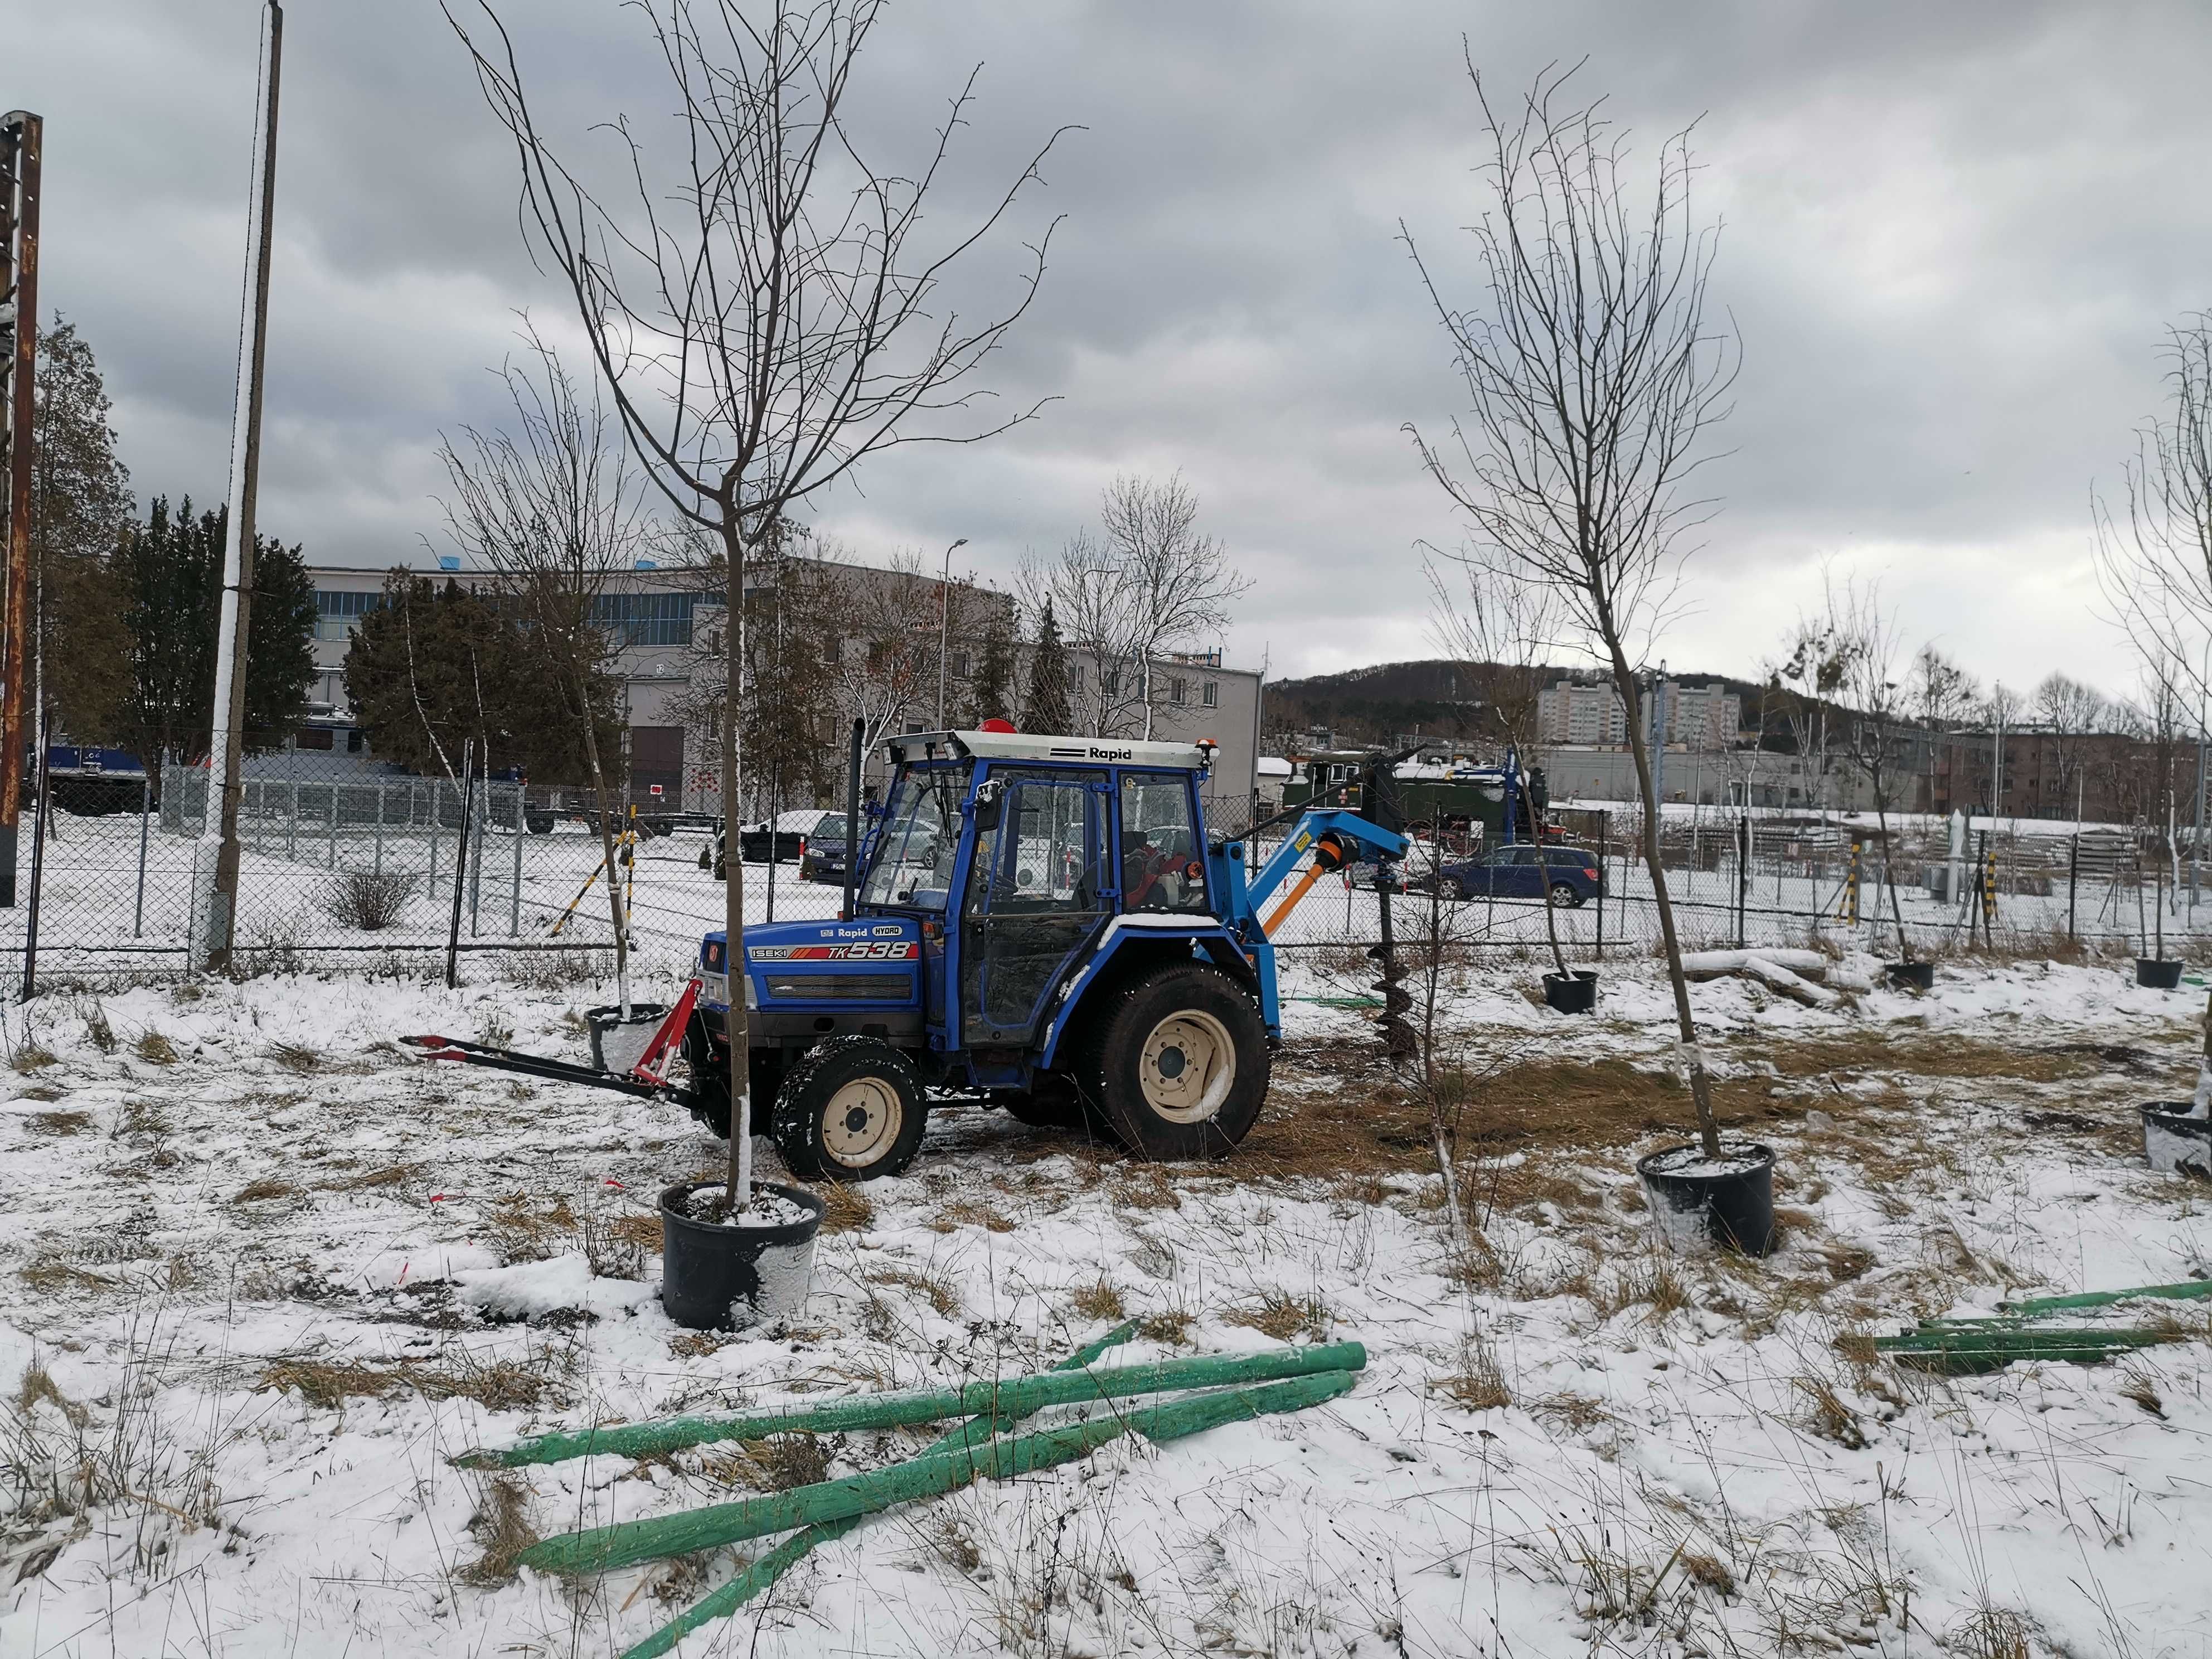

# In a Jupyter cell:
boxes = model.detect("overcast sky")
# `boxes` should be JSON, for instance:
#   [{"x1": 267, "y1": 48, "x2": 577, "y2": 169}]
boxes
[{"x1": 20, "y1": 1, "x2": 2212, "y2": 701}]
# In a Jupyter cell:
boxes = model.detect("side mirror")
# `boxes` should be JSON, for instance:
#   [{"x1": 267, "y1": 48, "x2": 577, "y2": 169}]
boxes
[{"x1": 972, "y1": 778, "x2": 1005, "y2": 832}]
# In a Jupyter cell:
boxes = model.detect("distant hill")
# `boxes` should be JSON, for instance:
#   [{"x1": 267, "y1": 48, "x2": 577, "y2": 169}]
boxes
[{"x1": 1263, "y1": 658, "x2": 1776, "y2": 750}]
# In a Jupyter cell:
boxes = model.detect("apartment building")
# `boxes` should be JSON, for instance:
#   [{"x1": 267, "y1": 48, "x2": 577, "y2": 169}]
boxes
[{"x1": 1535, "y1": 677, "x2": 1741, "y2": 752}]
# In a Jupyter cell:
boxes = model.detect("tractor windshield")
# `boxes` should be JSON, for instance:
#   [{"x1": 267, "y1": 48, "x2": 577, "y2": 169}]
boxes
[{"x1": 861, "y1": 764, "x2": 959, "y2": 909}]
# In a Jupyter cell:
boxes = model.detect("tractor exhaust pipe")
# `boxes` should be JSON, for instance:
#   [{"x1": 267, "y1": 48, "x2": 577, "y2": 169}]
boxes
[{"x1": 842, "y1": 717, "x2": 863, "y2": 920}]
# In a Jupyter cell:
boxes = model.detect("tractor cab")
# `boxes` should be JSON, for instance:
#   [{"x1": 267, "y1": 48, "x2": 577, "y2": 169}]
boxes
[{"x1": 688, "y1": 728, "x2": 1273, "y2": 1183}]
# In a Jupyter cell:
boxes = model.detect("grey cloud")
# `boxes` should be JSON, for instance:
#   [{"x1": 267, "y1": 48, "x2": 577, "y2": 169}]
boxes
[{"x1": 19, "y1": 0, "x2": 2212, "y2": 697}]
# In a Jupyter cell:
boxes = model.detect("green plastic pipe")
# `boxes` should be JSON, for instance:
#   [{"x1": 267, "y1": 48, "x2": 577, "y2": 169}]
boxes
[
  {"x1": 619, "y1": 1322, "x2": 1137, "y2": 1659},
  {"x1": 1997, "y1": 1279, "x2": 2212, "y2": 1316},
  {"x1": 525, "y1": 1367, "x2": 1359, "y2": 1576},
  {"x1": 1875, "y1": 1326, "x2": 2181, "y2": 1376},
  {"x1": 458, "y1": 1340, "x2": 1367, "y2": 1470}
]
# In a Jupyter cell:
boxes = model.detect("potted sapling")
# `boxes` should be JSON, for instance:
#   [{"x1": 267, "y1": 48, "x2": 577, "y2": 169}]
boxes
[
  {"x1": 2136, "y1": 846, "x2": 2182, "y2": 988},
  {"x1": 2140, "y1": 986, "x2": 2212, "y2": 1173},
  {"x1": 1407, "y1": 65, "x2": 1774, "y2": 1251}
]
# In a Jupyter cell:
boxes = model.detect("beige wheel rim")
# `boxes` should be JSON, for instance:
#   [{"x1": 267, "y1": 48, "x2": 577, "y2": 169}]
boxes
[
  {"x1": 823, "y1": 1077, "x2": 903, "y2": 1165},
  {"x1": 1139, "y1": 1010, "x2": 1236, "y2": 1124}
]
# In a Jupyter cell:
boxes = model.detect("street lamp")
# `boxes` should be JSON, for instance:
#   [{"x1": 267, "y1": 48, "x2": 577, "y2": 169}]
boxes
[{"x1": 936, "y1": 536, "x2": 968, "y2": 730}]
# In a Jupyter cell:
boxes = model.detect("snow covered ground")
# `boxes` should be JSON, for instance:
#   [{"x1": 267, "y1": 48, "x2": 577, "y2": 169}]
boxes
[{"x1": 2, "y1": 950, "x2": 2208, "y2": 1657}]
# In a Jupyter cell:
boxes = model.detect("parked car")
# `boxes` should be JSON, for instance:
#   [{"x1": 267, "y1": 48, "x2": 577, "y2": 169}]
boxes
[
  {"x1": 798, "y1": 818, "x2": 853, "y2": 884},
  {"x1": 1434, "y1": 842, "x2": 1602, "y2": 907},
  {"x1": 701, "y1": 809, "x2": 846, "y2": 880}
]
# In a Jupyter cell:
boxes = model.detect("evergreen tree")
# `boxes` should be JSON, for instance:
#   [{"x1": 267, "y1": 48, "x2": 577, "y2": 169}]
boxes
[
  {"x1": 115, "y1": 497, "x2": 317, "y2": 766},
  {"x1": 967, "y1": 613, "x2": 1015, "y2": 726},
  {"x1": 31, "y1": 322, "x2": 133, "y2": 743},
  {"x1": 1022, "y1": 598, "x2": 1071, "y2": 733},
  {"x1": 343, "y1": 570, "x2": 622, "y2": 783}
]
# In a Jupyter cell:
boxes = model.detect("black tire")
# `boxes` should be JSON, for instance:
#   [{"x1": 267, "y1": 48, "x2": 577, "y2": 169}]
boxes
[
  {"x1": 1078, "y1": 965, "x2": 1269, "y2": 1160},
  {"x1": 1443, "y1": 876, "x2": 1470, "y2": 902},
  {"x1": 682, "y1": 1021, "x2": 733, "y2": 1139},
  {"x1": 1548, "y1": 882, "x2": 1584, "y2": 909},
  {"x1": 770, "y1": 1036, "x2": 928, "y2": 1182}
]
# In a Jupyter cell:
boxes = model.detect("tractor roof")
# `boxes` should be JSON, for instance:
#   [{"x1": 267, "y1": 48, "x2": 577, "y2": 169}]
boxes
[{"x1": 885, "y1": 730, "x2": 1214, "y2": 772}]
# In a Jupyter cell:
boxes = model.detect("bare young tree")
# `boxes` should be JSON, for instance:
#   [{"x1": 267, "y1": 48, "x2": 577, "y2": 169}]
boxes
[
  {"x1": 438, "y1": 326, "x2": 649, "y2": 1013},
  {"x1": 1404, "y1": 64, "x2": 1737, "y2": 1158},
  {"x1": 1765, "y1": 565, "x2": 1859, "y2": 819},
  {"x1": 450, "y1": 0, "x2": 1065, "y2": 1212},
  {"x1": 1425, "y1": 546, "x2": 1573, "y2": 976},
  {"x1": 2033, "y1": 670, "x2": 2110, "y2": 820},
  {"x1": 2095, "y1": 314, "x2": 2212, "y2": 709},
  {"x1": 1019, "y1": 473, "x2": 1247, "y2": 738},
  {"x1": 1827, "y1": 577, "x2": 1917, "y2": 962}
]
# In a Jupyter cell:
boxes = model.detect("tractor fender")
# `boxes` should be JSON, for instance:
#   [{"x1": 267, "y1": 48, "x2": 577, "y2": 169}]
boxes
[{"x1": 1037, "y1": 918, "x2": 1257, "y2": 1069}]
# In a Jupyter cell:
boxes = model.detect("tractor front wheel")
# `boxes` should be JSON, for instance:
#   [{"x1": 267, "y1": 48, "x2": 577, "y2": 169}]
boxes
[
  {"x1": 770, "y1": 1036, "x2": 928, "y2": 1182},
  {"x1": 1080, "y1": 966, "x2": 1268, "y2": 1160}
]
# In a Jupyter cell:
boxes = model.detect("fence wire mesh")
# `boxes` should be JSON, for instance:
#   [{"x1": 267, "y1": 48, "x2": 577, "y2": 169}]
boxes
[{"x1": 6, "y1": 775, "x2": 2208, "y2": 993}]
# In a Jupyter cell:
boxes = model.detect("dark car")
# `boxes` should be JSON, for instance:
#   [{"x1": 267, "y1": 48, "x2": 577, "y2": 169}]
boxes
[
  {"x1": 1435, "y1": 842, "x2": 1603, "y2": 908},
  {"x1": 703, "y1": 810, "x2": 846, "y2": 880},
  {"x1": 798, "y1": 819, "x2": 852, "y2": 884}
]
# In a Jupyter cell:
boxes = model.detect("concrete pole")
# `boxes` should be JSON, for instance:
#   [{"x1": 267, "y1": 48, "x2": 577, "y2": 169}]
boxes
[{"x1": 194, "y1": 1, "x2": 283, "y2": 972}]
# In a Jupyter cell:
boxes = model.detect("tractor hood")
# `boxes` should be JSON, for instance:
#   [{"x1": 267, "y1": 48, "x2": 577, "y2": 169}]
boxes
[{"x1": 701, "y1": 915, "x2": 924, "y2": 1012}]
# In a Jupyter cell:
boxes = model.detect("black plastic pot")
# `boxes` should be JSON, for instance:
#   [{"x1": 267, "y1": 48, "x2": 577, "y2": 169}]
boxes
[
  {"x1": 587, "y1": 1002, "x2": 670, "y2": 1075},
  {"x1": 1542, "y1": 969, "x2": 1599, "y2": 1015},
  {"x1": 2136, "y1": 958, "x2": 2184, "y2": 990},
  {"x1": 659, "y1": 1180, "x2": 826, "y2": 1331},
  {"x1": 2140, "y1": 1102, "x2": 2212, "y2": 1175},
  {"x1": 1637, "y1": 1139, "x2": 1777, "y2": 1257},
  {"x1": 1885, "y1": 961, "x2": 1936, "y2": 992}
]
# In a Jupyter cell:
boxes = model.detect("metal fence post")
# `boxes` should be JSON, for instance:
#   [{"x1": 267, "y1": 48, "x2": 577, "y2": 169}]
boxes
[
  {"x1": 1595, "y1": 808, "x2": 1607, "y2": 961},
  {"x1": 469, "y1": 773, "x2": 485, "y2": 937},
  {"x1": 374, "y1": 780, "x2": 384, "y2": 876},
  {"x1": 288, "y1": 778, "x2": 298, "y2": 861},
  {"x1": 428, "y1": 778, "x2": 439, "y2": 892},
  {"x1": 509, "y1": 783, "x2": 522, "y2": 937},
  {"x1": 2068, "y1": 833, "x2": 2078, "y2": 942},
  {"x1": 327, "y1": 785, "x2": 338, "y2": 870},
  {"x1": 133, "y1": 770, "x2": 150, "y2": 938}
]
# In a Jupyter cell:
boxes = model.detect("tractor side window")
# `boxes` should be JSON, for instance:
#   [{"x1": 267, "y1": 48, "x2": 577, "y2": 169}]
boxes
[
  {"x1": 1119, "y1": 774, "x2": 1206, "y2": 913},
  {"x1": 861, "y1": 767, "x2": 955, "y2": 909}
]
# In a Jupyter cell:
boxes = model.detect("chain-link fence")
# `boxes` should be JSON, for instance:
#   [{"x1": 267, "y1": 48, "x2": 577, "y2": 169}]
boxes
[{"x1": 7, "y1": 777, "x2": 2208, "y2": 993}]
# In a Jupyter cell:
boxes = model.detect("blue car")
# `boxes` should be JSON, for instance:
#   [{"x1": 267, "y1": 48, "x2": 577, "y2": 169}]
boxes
[{"x1": 1435, "y1": 842, "x2": 1602, "y2": 908}]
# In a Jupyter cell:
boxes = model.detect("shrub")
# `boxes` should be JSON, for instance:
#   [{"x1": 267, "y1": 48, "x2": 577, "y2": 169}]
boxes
[{"x1": 319, "y1": 869, "x2": 416, "y2": 932}]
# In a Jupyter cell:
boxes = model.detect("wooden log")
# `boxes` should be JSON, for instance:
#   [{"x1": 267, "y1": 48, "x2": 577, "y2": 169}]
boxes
[
  {"x1": 455, "y1": 1340, "x2": 1367, "y2": 1470},
  {"x1": 523, "y1": 1369, "x2": 1360, "y2": 1576}
]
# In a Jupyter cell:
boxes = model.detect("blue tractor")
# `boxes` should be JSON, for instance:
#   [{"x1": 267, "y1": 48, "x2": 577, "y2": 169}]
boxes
[{"x1": 410, "y1": 727, "x2": 1408, "y2": 1181}]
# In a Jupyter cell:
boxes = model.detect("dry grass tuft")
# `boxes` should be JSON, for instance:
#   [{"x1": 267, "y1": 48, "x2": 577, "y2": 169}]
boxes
[
  {"x1": 580, "y1": 1212, "x2": 649, "y2": 1281},
  {"x1": 1795, "y1": 1377, "x2": 1868, "y2": 1449},
  {"x1": 1137, "y1": 1308, "x2": 1194, "y2": 1346},
  {"x1": 733, "y1": 1433, "x2": 831, "y2": 1492},
  {"x1": 932, "y1": 1198, "x2": 1016, "y2": 1234},
  {"x1": 871, "y1": 1267, "x2": 962, "y2": 1319},
  {"x1": 458, "y1": 1475, "x2": 537, "y2": 1586},
  {"x1": 668, "y1": 1331, "x2": 732, "y2": 1359},
  {"x1": 2118, "y1": 1367, "x2": 2165, "y2": 1418},
  {"x1": 260, "y1": 1358, "x2": 400, "y2": 1409},
  {"x1": 132, "y1": 1031, "x2": 178, "y2": 1066},
  {"x1": 1951, "y1": 1604, "x2": 2034, "y2": 1659},
  {"x1": 481, "y1": 1193, "x2": 578, "y2": 1262},
  {"x1": 261, "y1": 1351, "x2": 560, "y2": 1413},
  {"x1": 11, "y1": 1042, "x2": 58, "y2": 1073},
  {"x1": 18, "y1": 1257, "x2": 115, "y2": 1296},
  {"x1": 1433, "y1": 1333, "x2": 1511, "y2": 1411},
  {"x1": 1530, "y1": 1392, "x2": 1612, "y2": 1435},
  {"x1": 1071, "y1": 1279, "x2": 1127, "y2": 1322},
  {"x1": 269, "y1": 1042, "x2": 320, "y2": 1074},
  {"x1": 231, "y1": 1177, "x2": 302, "y2": 1205},
  {"x1": 16, "y1": 1362, "x2": 90, "y2": 1428},
  {"x1": 816, "y1": 1183, "x2": 875, "y2": 1234},
  {"x1": 1224, "y1": 1289, "x2": 1331, "y2": 1343},
  {"x1": 26, "y1": 1110, "x2": 93, "y2": 1136},
  {"x1": 1680, "y1": 1551, "x2": 1735, "y2": 1597},
  {"x1": 319, "y1": 1162, "x2": 421, "y2": 1194}
]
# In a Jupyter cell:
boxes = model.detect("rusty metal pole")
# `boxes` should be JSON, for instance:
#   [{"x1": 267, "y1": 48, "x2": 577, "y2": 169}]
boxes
[
  {"x1": 195, "y1": 4, "x2": 283, "y2": 972},
  {"x1": 0, "y1": 111, "x2": 42, "y2": 909}
]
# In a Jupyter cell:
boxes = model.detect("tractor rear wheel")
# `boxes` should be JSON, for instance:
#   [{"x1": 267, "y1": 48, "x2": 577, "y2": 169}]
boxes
[
  {"x1": 1079, "y1": 965, "x2": 1268, "y2": 1160},
  {"x1": 770, "y1": 1036, "x2": 928, "y2": 1182}
]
